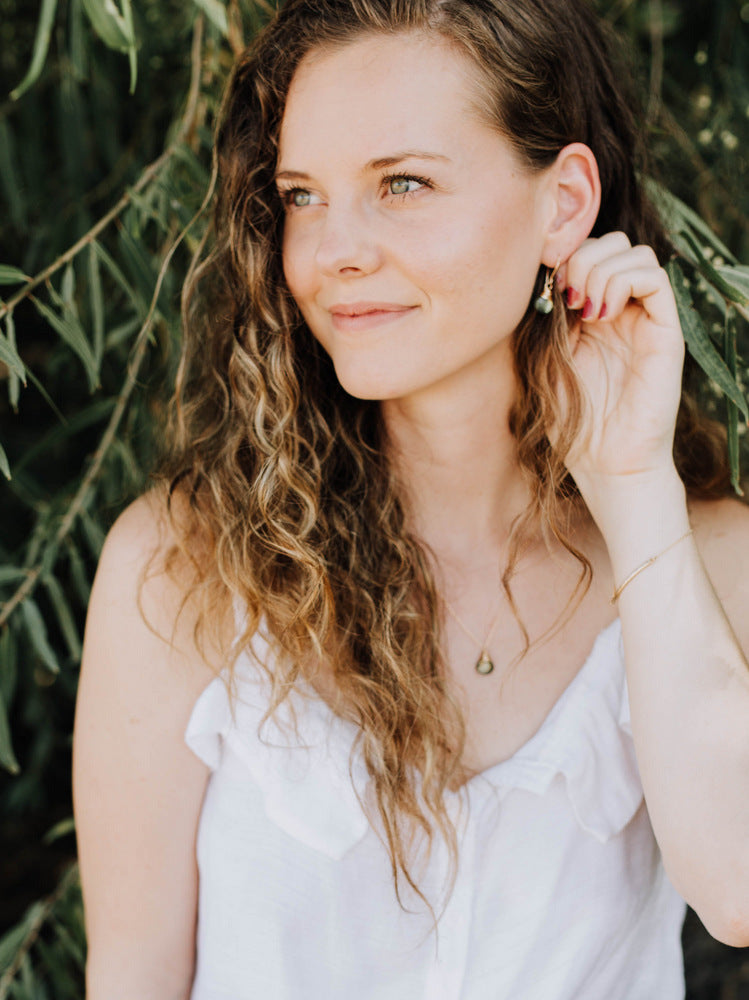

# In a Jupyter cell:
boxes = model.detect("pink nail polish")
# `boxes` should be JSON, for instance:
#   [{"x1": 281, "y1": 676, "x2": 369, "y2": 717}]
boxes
[
  {"x1": 600, "y1": 303, "x2": 608, "y2": 319},
  {"x1": 582, "y1": 298, "x2": 594, "y2": 320},
  {"x1": 566, "y1": 287, "x2": 578, "y2": 307}
]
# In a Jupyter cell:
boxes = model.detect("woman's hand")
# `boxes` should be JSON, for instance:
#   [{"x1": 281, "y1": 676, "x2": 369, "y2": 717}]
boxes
[{"x1": 555, "y1": 231, "x2": 685, "y2": 499}]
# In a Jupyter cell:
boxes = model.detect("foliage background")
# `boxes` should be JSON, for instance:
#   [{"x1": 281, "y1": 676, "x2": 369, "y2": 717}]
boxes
[{"x1": 0, "y1": 0, "x2": 748, "y2": 995}]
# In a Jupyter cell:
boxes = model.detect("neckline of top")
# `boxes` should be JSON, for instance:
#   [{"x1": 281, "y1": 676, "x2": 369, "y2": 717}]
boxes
[{"x1": 233, "y1": 610, "x2": 623, "y2": 796}]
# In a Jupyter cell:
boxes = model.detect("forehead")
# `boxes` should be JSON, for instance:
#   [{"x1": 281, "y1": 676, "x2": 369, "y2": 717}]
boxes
[{"x1": 278, "y1": 32, "x2": 489, "y2": 166}]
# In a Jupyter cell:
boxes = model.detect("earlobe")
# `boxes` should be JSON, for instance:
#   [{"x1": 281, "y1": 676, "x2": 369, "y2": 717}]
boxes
[{"x1": 541, "y1": 143, "x2": 601, "y2": 266}]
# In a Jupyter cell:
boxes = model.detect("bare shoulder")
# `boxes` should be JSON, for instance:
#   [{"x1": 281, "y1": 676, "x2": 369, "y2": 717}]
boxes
[
  {"x1": 74, "y1": 489, "x2": 227, "y2": 997},
  {"x1": 689, "y1": 494, "x2": 749, "y2": 609}
]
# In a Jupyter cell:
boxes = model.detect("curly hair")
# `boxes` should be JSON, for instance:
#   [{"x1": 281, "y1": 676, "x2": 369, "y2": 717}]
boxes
[{"x1": 155, "y1": 0, "x2": 731, "y2": 924}]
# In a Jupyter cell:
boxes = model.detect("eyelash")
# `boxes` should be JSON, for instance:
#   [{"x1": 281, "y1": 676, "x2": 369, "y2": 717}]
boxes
[{"x1": 277, "y1": 173, "x2": 433, "y2": 209}]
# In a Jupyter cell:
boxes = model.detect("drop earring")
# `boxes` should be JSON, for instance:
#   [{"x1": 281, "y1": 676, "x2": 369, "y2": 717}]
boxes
[{"x1": 533, "y1": 260, "x2": 561, "y2": 315}]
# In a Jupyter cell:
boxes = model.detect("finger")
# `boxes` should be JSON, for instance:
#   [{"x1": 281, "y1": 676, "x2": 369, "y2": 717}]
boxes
[
  {"x1": 563, "y1": 232, "x2": 632, "y2": 308},
  {"x1": 578, "y1": 245, "x2": 660, "y2": 320},
  {"x1": 588, "y1": 266, "x2": 680, "y2": 332}
]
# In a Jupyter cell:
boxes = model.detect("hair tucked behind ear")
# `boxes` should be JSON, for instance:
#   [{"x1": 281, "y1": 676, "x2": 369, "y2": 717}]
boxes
[{"x1": 155, "y1": 0, "x2": 731, "y2": 926}]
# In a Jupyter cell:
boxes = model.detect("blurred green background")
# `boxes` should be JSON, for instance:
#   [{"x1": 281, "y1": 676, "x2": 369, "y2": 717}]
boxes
[{"x1": 0, "y1": 0, "x2": 747, "y2": 995}]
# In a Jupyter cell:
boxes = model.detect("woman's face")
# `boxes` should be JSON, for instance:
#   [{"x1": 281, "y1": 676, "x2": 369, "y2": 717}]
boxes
[{"x1": 277, "y1": 32, "x2": 553, "y2": 403}]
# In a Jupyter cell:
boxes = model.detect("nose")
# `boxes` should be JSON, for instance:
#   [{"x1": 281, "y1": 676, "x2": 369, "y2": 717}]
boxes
[{"x1": 313, "y1": 202, "x2": 383, "y2": 277}]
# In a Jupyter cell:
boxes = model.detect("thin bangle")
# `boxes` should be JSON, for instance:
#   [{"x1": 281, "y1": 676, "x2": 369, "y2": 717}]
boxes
[{"x1": 610, "y1": 528, "x2": 694, "y2": 605}]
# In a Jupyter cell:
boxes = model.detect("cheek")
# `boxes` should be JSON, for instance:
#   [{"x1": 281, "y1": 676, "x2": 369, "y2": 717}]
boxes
[{"x1": 282, "y1": 225, "x2": 315, "y2": 301}]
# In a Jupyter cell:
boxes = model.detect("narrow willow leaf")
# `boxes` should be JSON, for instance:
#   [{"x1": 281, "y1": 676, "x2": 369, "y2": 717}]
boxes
[
  {"x1": 646, "y1": 178, "x2": 737, "y2": 265},
  {"x1": 0, "y1": 321, "x2": 26, "y2": 384},
  {"x1": 0, "y1": 567, "x2": 26, "y2": 584},
  {"x1": 6, "y1": 313, "x2": 22, "y2": 410},
  {"x1": 79, "y1": 511, "x2": 105, "y2": 559},
  {"x1": 92, "y1": 240, "x2": 145, "y2": 317},
  {"x1": 0, "y1": 265, "x2": 30, "y2": 285},
  {"x1": 681, "y1": 231, "x2": 749, "y2": 307},
  {"x1": 30, "y1": 295, "x2": 99, "y2": 392},
  {"x1": 0, "y1": 122, "x2": 28, "y2": 230},
  {"x1": 716, "y1": 265, "x2": 749, "y2": 304},
  {"x1": 0, "y1": 904, "x2": 44, "y2": 969},
  {"x1": 66, "y1": 542, "x2": 91, "y2": 605},
  {"x1": 10, "y1": 0, "x2": 59, "y2": 100},
  {"x1": 44, "y1": 817, "x2": 76, "y2": 844},
  {"x1": 43, "y1": 575, "x2": 82, "y2": 661},
  {"x1": 120, "y1": 0, "x2": 138, "y2": 93},
  {"x1": 87, "y1": 244, "x2": 105, "y2": 368},
  {"x1": 80, "y1": 0, "x2": 131, "y2": 51},
  {"x1": 21, "y1": 599, "x2": 60, "y2": 675},
  {"x1": 69, "y1": 0, "x2": 89, "y2": 81},
  {"x1": 192, "y1": 0, "x2": 229, "y2": 34},
  {"x1": 0, "y1": 687, "x2": 20, "y2": 774},
  {"x1": 0, "y1": 443, "x2": 10, "y2": 481},
  {"x1": 724, "y1": 311, "x2": 744, "y2": 497},
  {"x1": 0, "y1": 625, "x2": 18, "y2": 707},
  {"x1": 61, "y1": 262, "x2": 76, "y2": 310},
  {"x1": 667, "y1": 261, "x2": 749, "y2": 421}
]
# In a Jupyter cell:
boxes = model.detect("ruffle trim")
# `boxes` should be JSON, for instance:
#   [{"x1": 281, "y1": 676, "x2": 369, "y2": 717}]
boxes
[{"x1": 185, "y1": 617, "x2": 642, "y2": 858}]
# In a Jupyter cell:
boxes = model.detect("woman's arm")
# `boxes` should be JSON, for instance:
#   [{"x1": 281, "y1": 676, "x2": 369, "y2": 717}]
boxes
[
  {"x1": 560, "y1": 234, "x2": 749, "y2": 946},
  {"x1": 73, "y1": 494, "x2": 219, "y2": 999}
]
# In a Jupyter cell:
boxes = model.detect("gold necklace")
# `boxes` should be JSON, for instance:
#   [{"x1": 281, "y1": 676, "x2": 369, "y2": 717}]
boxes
[{"x1": 443, "y1": 598, "x2": 502, "y2": 675}]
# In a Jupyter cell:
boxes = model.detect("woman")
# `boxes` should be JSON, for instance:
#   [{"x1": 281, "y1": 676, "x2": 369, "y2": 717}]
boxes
[{"x1": 73, "y1": 0, "x2": 749, "y2": 997}]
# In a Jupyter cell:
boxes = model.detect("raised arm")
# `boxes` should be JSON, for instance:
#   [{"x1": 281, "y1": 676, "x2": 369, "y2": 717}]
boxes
[
  {"x1": 73, "y1": 494, "x2": 219, "y2": 999},
  {"x1": 560, "y1": 233, "x2": 749, "y2": 946}
]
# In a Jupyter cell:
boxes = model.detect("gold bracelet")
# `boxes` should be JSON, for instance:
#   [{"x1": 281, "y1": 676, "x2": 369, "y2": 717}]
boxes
[{"x1": 610, "y1": 528, "x2": 694, "y2": 605}]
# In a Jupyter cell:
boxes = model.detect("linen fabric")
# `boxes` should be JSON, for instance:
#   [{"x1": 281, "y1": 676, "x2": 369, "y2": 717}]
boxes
[{"x1": 185, "y1": 616, "x2": 686, "y2": 1000}]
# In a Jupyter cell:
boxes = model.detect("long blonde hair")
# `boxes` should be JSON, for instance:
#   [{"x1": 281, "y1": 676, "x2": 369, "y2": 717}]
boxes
[{"x1": 155, "y1": 0, "x2": 730, "y2": 921}]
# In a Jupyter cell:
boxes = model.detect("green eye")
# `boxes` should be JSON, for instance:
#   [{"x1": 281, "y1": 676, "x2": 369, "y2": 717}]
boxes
[
  {"x1": 389, "y1": 177, "x2": 412, "y2": 195},
  {"x1": 292, "y1": 190, "x2": 312, "y2": 207}
]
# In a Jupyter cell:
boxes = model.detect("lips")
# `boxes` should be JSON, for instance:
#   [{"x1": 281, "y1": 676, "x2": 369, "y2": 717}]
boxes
[
  {"x1": 328, "y1": 302, "x2": 415, "y2": 317},
  {"x1": 328, "y1": 302, "x2": 418, "y2": 332}
]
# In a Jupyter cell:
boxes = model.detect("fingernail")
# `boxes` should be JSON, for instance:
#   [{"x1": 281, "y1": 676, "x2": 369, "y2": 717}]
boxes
[
  {"x1": 582, "y1": 298, "x2": 594, "y2": 320},
  {"x1": 599, "y1": 302, "x2": 608, "y2": 319},
  {"x1": 566, "y1": 287, "x2": 579, "y2": 307}
]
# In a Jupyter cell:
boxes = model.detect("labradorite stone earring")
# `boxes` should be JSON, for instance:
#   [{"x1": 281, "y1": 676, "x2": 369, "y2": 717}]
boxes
[{"x1": 534, "y1": 261, "x2": 560, "y2": 315}]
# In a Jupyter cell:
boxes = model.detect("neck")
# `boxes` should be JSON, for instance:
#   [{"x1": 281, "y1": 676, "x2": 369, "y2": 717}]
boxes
[{"x1": 381, "y1": 340, "x2": 534, "y2": 575}]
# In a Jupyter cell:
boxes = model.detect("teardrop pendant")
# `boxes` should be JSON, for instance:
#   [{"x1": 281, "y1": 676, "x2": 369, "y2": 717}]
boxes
[{"x1": 475, "y1": 650, "x2": 495, "y2": 675}]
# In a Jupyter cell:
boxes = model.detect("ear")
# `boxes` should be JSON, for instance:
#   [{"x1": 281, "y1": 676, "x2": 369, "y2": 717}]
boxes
[{"x1": 540, "y1": 143, "x2": 601, "y2": 268}]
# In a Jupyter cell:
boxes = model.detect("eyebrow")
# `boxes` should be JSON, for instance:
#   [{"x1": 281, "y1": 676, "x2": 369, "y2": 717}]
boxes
[{"x1": 274, "y1": 150, "x2": 452, "y2": 183}]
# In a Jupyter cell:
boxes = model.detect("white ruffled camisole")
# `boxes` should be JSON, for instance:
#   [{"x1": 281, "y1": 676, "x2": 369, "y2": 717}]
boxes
[{"x1": 185, "y1": 616, "x2": 687, "y2": 999}]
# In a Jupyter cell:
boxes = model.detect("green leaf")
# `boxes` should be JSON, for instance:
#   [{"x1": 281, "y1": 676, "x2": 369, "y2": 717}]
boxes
[
  {"x1": 80, "y1": 0, "x2": 132, "y2": 51},
  {"x1": 80, "y1": 511, "x2": 105, "y2": 560},
  {"x1": 0, "y1": 266, "x2": 30, "y2": 285},
  {"x1": 44, "y1": 817, "x2": 76, "y2": 844},
  {"x1": 0, "y1": 904, "x2": 44, "y2": 970},
  {"x1": 724, "y1": 311, "x2": 744, "y2": 497},
  {"x1": 0, "y1": 625, "x2": 18, "y2": 708},
  {"x1": 87, "y1": 244, "x2": 105, "y2": 368},
  {"x1": 0, "y1": 321, "x2": 26, "y2": 384},
  {"x1": 92, "y1": 240, "x2": 145, "y2": 318},
  {"x1": 30, "y1": 295, "x2": 99, "y2": 393},
  {"x1": 192, "y1": 0, "x2": 229, "y2": 35},
  {"x1": 10, "y1": 0, "x2": 60, "y2": 100},
  {"x1": 646, "y1": 179, "x2": 737, "y2": 265},
  {"x1": 680, "y1": 231, "x2": 749, "y2": 308},
  {"x1": 5, "y1": 313, "x2": 23, "y2": 410},
  {"x1": 716, "y1": 265, "x2": 749, "y2": 306},
  {"x1": 667, "y1": 261, "x2": 749, "y2": 421},
  {"x1": 120, "y1": 0, "x2": 138, "y2": 93},
  {"x1": 21, "y1": 599, "x2": 60, "y2": 675},
  {"x1": 43, "y1": 575, "x2": 82, "y2": 661},
  {"x1": 66, "y1": 542, "x2": 91, "y2": 605},
  {"x1": 0, "y1": 443, "x2": 10, "y2": 481},
  {"x1": 0, "y1": 685, "x2": 20, "y2": 775},
  {"x1": 0, "y1": 567, "x2": 26, "y2": 584}
]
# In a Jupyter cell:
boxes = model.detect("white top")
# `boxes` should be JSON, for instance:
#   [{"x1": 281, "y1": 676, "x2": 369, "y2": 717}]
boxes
[{"x1": 185, "y1": 616, "x2": 686, "y2": 1000}]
